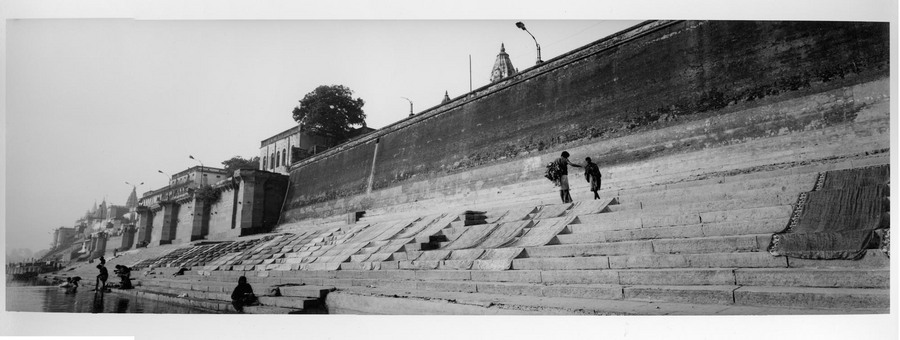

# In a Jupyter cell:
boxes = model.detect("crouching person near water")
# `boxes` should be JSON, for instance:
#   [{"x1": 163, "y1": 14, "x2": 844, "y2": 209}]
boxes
[
  {"x1": 114, "y1": 265, "x2": 133, "y2": 289},
  {"x1": 231, "y1": 276, "x2": 258, "y2": 313}
]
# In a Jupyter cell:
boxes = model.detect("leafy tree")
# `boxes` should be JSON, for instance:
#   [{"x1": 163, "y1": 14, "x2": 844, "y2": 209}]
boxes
[
  {"x1": 292, "y1": 85, "x2": 366, "y2": 141},
  {"x1": 221, "y1": 156, "x2": 260, "y2": 174}
]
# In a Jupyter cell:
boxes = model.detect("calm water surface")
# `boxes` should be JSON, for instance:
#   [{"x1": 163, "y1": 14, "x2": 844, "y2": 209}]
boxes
[{"x1": 6, "y1": 278, "x2": 210, "y2": 314}]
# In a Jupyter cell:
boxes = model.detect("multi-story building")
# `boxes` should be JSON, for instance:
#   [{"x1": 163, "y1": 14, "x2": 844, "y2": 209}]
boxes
[{"x1": 259, "y1": 126, "x2": 374, "y2": 175}]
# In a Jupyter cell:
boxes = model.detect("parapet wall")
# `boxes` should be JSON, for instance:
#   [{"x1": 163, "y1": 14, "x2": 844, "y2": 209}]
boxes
[{"x1": 281, "y1": 20, "x2": 890, "y2": 222}]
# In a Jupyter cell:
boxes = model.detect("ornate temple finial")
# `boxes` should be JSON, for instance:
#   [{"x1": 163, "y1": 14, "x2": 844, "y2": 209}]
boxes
[
  {"x1": 490, "y1": 43, "x2": 517, "y2": 83},
  {"x1": 442, "y1": 91, "x2": 451, "y2": 104}
]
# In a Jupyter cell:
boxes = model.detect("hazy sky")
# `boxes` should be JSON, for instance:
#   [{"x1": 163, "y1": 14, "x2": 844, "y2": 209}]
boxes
[{"x1": 5, "y1": 18, "x2": 642, "y2": 252}]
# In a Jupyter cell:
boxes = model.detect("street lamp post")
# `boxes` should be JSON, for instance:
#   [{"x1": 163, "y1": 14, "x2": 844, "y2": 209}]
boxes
[
  {"x1": 401, "y1": 97, "x2": 414, "y2": 117},
  {"x1": 515, "y1": 21, "x2": 543, "y2": 65},
  {"x1": 157, "y1": 170, "x2": 171, "y2": 183}
]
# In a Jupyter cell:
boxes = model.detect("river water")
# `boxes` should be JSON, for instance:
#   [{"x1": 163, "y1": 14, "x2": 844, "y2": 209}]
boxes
[{"x1": 6, "y1": 278, "x2": 210, "y2": 314}]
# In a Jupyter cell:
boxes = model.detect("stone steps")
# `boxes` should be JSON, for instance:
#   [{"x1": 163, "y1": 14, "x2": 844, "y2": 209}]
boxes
[
  {"x1": 331, "y1": 286, "x2": 881, "y2": 315},
  {"x1": 558, "y1": 219, "x2": 786, "y2": 243},
  {"x1": 327, "y1": 276, "x2": 889, "y2": 310},
  {"x1": 734, "y1": 268, "x2": 890, "y2": 288},
  {"x1": 572, "y1": 206, "x2": 793, "y2": 228},
  {"x1": 129, "y1": 285, "x2": 307, "y2": 314},
  {"x1": 523, "y1": 234, "x2": 772, "y2": 258},
  {"x1": 173, "y1": 261, "x2": 889, "y2": 289},
  {"x1": 124, "y1": 152, "x2": 891, "y2": 314},
  {"x1": 733, "y1": 286, "x2": 890, "y2": 309},
  {"x1": 616, "y1": 172, "x2": 816, "y2": 206},
  {"x1": 137, "y1": 280, "x2": 324, "y2": 312}
]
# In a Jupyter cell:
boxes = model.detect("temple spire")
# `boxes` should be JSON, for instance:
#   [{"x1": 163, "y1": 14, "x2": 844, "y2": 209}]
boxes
[
  {"x1": 441, "y1": 91, "x2": 451, "y2": 104},
  {"x1": 490, "y1": 43, "x2": 517, "y2": 83},
  {"x1": 125, "y1": 187, "x2": 138, "y2": 209}
]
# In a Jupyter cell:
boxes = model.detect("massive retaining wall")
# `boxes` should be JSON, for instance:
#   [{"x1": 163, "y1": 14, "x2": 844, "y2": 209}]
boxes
[{"x1": 281, "y1": 20, "x2": 890, "y2": 222}]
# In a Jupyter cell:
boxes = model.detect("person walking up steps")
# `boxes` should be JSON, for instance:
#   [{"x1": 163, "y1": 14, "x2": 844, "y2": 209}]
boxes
[
  {"x1": 584, "y1": 157, "x2": 602, "y2": 200},
  {"x1": 554, "y1": 151, "x2": 582, "y2": 203}
]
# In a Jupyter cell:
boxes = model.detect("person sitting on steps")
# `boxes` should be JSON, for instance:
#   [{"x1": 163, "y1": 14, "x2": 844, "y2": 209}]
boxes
[{"x1": 231, "y1": 276, "x2": 258, "y2": 313}]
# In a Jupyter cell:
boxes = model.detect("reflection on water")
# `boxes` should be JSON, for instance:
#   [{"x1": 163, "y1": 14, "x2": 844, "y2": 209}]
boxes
[{"x1": 6, "y1": 279, "x2": 210, "y2": 314}]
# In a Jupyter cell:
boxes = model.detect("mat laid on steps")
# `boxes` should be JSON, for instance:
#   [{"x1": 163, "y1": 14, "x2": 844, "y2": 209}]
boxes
[{"x1": 769, "y1": 165, "x2": 889, "y2": 260}]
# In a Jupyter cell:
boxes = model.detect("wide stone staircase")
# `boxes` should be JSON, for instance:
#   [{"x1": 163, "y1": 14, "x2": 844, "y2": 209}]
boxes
[{"x1": 128, "y1": 154, "x2": 889, "y2": 314}]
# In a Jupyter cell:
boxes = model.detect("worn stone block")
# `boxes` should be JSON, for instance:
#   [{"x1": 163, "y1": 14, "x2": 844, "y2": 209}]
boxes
[
  {"x1": 472, "y1": 270, "x2": 542, "y2": 283},
  {"x1": 618, "y1": 268, "x2": 736, "y2": 285},
  {"x1": 541, "y1": 270, "x2": 618, "y2": 284},
  {"x1": 624, "y1": 285, "x2": 736, "y2": 305},
  {"x1": 417, "y1": 280, "x2": 476, "y2": 293},
  {"x1": 475, "y1": 282, "x2": 542, "y2": 296},
  {"x1": 414, "y1": 270, "x2": 471, "y2": 281},
  {"x1": 512, "y1": 257, "x2": 610, "y2": 270},
  {"x1": 609, "y1": 254, "x2": 689, "y2": 269},
  {"x1": 541, "y1": 284, "x2": 623, "y2": 300},
  {"x1": 651, "y1": 235, "x2": 760, "y2": 254}
]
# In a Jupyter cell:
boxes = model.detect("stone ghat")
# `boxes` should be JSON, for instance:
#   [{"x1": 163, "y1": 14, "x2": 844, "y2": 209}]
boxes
[{"x1": 127, "y1": 154, "x2": 889, "y2": 314}]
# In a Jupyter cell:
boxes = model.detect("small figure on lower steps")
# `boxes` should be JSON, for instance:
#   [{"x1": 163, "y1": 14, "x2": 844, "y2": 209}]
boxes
[
  {"x1": 231, "y1": 276, "x2": 258, "y2": 313},
  {"x1": 584, "y1": 157, "x2": 602, "y2": 200}
]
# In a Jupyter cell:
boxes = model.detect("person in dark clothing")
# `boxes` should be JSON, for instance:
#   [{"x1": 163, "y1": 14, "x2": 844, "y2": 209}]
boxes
[
  {"x1": 554, "y1": 151, "x2": 582, "y2": 203},
  {"x1": 95, "y1": 264, "x2": 109, "y2": 291},
  {"x1": 231, "y1": 276, "x2": 257, "y2": 313},
  {"x1": 99, "y1": 256, "x2": 106, "y2": 265},
  {"x1": 114, "y1": 265, "x2": 133, "y2": 289},
  {"x1": 584, "y1": 157, "x2": 602, "y2": 200}
]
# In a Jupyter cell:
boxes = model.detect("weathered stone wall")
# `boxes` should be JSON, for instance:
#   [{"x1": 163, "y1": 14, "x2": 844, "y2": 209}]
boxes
[
  {"x1": 278, "y1": 20, "x2": 889, "y2": 222},
  {"x1": 149, "y1": 210, "x2": 163, "y2": 244},
  {"x1": 207, "y1": 186, "x2": 239, "y2": 240},
  {"x1": 173, "y1": 200, "x2": 195, "y2": 244}
]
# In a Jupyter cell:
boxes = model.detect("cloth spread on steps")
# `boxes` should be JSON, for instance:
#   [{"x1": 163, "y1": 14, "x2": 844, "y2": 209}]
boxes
[
  {"x1": 443, "y1": 224, "x2": 500, "y2": 250},
  {"x1": 769, "y1": 165, "x2": 889, "y2": 260},
  {"x1": 475, "y1": 220, "x2": 533, "y2": 249},
  {"x1": 509, "y1": 217, "x2": 573, "y2": 247}
]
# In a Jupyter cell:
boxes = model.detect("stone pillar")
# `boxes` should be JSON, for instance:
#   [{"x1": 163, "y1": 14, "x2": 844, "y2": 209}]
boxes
[
  {"x1": 190, "y1": 198, "x2": 211, "y2": 241},
  {"x1": 233, "y1": 170, "x2": 288, "y2": 236},
  {"x1": 135, "y1": 207, "x2": 153, "y2": 247},
  {"x1": 88, "y1": 236, "x2": 97, "y2": 254},
  {"x1": 120, "y1": 225, "x2": 136, "y2": 250},
  {"x1": 51, "y1": 229, "x2": 60, "y2": 249},
  {"x1": 91, "y1": 233, "x2": 107, "y2": 259},
  {"x1": 157, "y1": 202, "x2": 179, "y2": 245},
  {"x1": 236, "y1": 172, "x2": 268, "y2": 234}
]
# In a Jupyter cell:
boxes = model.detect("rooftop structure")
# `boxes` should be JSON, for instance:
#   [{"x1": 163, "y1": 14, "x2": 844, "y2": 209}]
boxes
[{"x1": 490, "y1": 43, "x2": 517, "y2": 82}]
